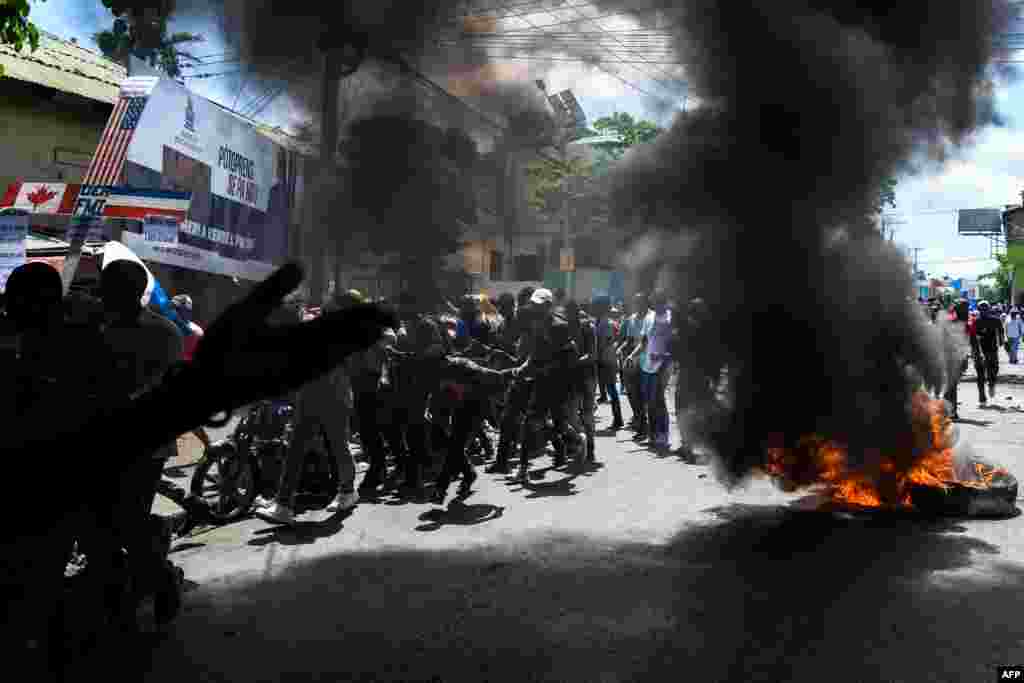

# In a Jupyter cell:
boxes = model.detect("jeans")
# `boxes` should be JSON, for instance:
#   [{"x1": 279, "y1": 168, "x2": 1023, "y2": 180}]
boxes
[
  {"x1": 496, "y1": 379, "x2": 533, "y2": 465},
  {"x1": 355, "y1": 384, "x2": 386, "y2": 479},
  {"x1": 277, "y1": 401, "x2": 356, "y2": 505},
  {"x1": 576, "y1": 369, "x2": 597, "y2": 455},
  {"x1": 522, "y1": 375, "x2": 583, "y2": 464},
  {"x1": 1009, "y1": 337, "x2": 1020, "y2": 364},
  {"x1": 640, "y1": 367, "x2": 670, "y2": 440},
  {"x1": 436, "y1": 398, "x2": 486, "y2": 489},
  {"x1": 623, "y1": 361, "x2": 646, "y2": 427},
  {"x1": 974, "y1": 349, "x2": 999, "y2": 401}
]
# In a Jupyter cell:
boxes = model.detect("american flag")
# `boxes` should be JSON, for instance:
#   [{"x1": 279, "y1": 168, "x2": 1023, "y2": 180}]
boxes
[{"x1": 81, "y1": 96, "x2": 148, "y2": 188}]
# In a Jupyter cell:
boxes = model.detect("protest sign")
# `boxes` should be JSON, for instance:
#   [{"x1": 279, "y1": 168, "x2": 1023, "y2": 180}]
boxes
[{"x1": 0, "y1": 213, "x2": 29, "y2": 291}]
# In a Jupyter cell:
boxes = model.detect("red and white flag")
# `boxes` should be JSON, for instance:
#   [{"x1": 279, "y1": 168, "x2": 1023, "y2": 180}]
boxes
[
  {"x1": 81, "y1": 95, "x2": 149, "y2": 189},
  {"x1": 102, "y1": 188, "x2": 191, "y2": 221},
  {"x1": 0, "y1": 182, "x2": 80, "y2": 214}
]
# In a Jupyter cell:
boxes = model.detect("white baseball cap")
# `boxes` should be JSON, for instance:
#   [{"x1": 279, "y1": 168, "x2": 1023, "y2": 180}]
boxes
[{"x1": 530, "y1": 288, "x2": 554, "y2": 306}]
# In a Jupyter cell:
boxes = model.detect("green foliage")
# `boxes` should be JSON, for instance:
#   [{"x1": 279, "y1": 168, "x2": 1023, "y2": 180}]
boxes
[
  {"x1": 524, "y1": 156, "x2": 592, "y2": 213},
  {"x1": 877, "y1": 175, "x2": 897, "y2": 213},
  {"x1": 94, "y1": 1, "x2": 201, "y2": 77},
  {"x1": 579, "y1": 112, "x2": 663, "y2": 160},
  {"x1": 980, "y1": 252, "x2": 1013, "y2": 303},
  {"x1": 0, "y1": 0, "x2": 45, "y2": 77}
]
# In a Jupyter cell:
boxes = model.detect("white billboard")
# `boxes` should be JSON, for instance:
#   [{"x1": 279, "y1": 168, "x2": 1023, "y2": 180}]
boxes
[
  {"x1": 125, "y1": 79, "x2": 274, "y2": 213},
  {"x1": 119, "y1": 78, "x2": 292, "y2": 280}
]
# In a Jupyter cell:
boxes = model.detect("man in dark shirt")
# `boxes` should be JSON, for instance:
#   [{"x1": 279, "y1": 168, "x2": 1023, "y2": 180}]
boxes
[
  {"x1": 489, "y1": 286, "x2": 535, "y2": 473},
  {"x1": 494, "y1": 292, "x2": 518, "y2": 355},
  {"x1": 513, "y1": 288, "x2": 584, "y2": 482},
  {"x1": 567, "y1": 301, "x2": 598, "y2": 465},
  {"x1": 431, "y1": 354, "x2": 517, "y2": 504},
  {"x1": 3, "y1": 262, "x2": 110, "y2": 677},
  {"x1": 971, "y1": 300, "x2": 1005, "y2": 404},
  {"x1": 87, "y1": 260, "x2": 185, "y2": 630},
  {"x1": 393, "y1": 292, "x2": 446, "y2": 494}
]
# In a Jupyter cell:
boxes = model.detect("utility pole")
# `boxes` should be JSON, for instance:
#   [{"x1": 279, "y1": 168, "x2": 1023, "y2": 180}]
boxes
[{"x1": 911, "y1": 247, "x2": 924, "y2": 276}]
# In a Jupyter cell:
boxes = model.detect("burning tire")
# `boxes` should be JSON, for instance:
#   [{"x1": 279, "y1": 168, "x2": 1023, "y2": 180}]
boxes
[{"x1": 910, "y1": 476, "x2": 1018, "y2": 518}]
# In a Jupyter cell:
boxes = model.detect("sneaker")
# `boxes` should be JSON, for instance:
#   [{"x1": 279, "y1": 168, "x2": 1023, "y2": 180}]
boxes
[
  {"x1": 253, "y1": 495, "x2": 274, "y2": 511},
  {"x1": 326, "y1": 491, "x2": 359, "y2": 513},
  {"x1": 260, "y1": 502, "x2": 296, "y2": 525},
  {"x1": 485, "y1": 461, "x2": 510, "y2": 474}
]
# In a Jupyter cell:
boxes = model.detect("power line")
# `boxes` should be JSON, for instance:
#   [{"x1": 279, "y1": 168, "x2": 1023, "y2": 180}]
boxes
[
  {"x1": 540, "y1": 1, "x2": 684, "y2": 97},
  {"x1": 430, "y1": 49, "x2": 685, "y2": 64},
  {"x1": 182, "y1": 70, "x2": 240, "y2": 79},
  {"x1": 501, "y1": 8, "x2": 681, "y2": 106}
]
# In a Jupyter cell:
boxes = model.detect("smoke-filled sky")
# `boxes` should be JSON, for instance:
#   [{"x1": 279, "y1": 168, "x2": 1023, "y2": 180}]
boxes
[{"x1": 26, "y1": 0, "x2": 1024, "y2": 279}]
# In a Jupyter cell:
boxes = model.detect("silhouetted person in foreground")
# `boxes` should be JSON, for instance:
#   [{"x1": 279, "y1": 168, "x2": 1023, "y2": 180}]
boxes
[
  {"x1": 3, "y1": 262, "x2": 109, "y2": 680},
  {"x1": 6, "y1": 262, "x2": 397, "y2": 681}
]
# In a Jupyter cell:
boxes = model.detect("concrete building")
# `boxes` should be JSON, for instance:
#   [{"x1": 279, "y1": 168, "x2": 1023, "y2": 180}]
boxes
[
  {"x1": 0, "y1": 33, "x2": 312, "y2": 320},
  {"x1": 0, "y1": 32, "x2": 123, "y2": 193}
]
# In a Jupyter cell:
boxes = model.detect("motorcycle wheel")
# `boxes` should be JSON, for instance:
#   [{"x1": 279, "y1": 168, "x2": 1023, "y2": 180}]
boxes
[{"x1": 189, "y1": 443, "x2": 258, "y2": 523}]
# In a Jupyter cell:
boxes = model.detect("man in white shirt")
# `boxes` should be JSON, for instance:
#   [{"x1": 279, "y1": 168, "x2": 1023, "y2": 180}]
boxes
[
  {"x1": 1007, "y1": 310, "x2": 1023, "y2": 364},
  {"x1": 627, "y1": 290, "x2": 673, "y2": 448}
]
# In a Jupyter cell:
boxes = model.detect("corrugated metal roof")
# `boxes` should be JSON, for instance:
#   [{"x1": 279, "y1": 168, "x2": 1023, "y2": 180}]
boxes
[
  {"x1": 0, "y1": 31, "x2": 124, "y2": 104},
  {"x1": 254, "y1": 124, "x2": 318, "y2": 157}
]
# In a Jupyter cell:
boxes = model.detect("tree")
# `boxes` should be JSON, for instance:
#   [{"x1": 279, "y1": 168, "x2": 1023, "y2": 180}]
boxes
[
  {"x1": 524, "y1": 156, "x2": 592, "y2": 214},
  {"x1": 981, "y1": 252, "x2": 1013, "y2": 303},
  {"x1": 877, "y1": 175, "x2": 897, "y2": 213},
  {"x1": 94, "y1": 1, "x2": 202, "y2": 77},
  {"x1": 579, "y1": 112, "x2": 663, "y2": 160},
  {"x1": 0, "y1": 0, "x2": 44, "y2": 77}
]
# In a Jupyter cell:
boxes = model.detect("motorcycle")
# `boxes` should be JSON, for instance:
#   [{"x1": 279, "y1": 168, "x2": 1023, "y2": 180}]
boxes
[{"x1": 189, "y1": 399, "x2": 338, "y2": 524}]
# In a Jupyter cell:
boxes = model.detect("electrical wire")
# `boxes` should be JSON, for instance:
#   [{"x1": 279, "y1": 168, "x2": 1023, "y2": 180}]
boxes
[
  {"x1": 535, "y1": 2, "x2": 684, "y2": 96},
  {"x1": 501, "y1": 9, "x2": 681, "y2": 106},
  {"x1": 182, "y1": 70, "x2": 240, "y2": 79}
]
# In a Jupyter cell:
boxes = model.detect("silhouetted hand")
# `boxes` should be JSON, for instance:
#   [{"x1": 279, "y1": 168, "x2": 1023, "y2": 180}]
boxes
[{"x1": 187, "y1": 262, "x2": 398, "y2": 417}]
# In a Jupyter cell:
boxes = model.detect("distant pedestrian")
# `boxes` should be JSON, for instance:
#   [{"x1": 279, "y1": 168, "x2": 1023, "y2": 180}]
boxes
[
  {"x1": 971, "y1": 300, "x2": 1004, "y2": 405},
  {"x1": 172, "y1": 294, "x2": 212, "y2": 450},
  {"x1": 1007, "y1": 310, "x2": 1023, "y2": 364},
  {"x1": 593, "y1": 295, "x2": 624, "y2": 431}
]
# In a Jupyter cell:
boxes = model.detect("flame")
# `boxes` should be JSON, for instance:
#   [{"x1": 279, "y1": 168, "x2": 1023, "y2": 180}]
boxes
[{"x1": 764, "y1": 392, "x2": 1006, "y2": 509}]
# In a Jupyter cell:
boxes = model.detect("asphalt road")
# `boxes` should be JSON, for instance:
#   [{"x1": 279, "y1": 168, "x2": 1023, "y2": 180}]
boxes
[{"x1": 133, "y1": 347, "x2": 1024, "y2": 683}]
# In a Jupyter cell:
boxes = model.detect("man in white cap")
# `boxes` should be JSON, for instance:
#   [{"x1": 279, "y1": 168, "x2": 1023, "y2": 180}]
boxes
[{"x1": 511, "y1": 288, "x2": 584, "y2": 482}]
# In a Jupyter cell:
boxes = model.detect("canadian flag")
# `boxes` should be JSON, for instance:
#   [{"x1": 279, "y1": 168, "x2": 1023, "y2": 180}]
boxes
[{"x1": 0, "y1": 181, "x2": 80, "y2": 214}]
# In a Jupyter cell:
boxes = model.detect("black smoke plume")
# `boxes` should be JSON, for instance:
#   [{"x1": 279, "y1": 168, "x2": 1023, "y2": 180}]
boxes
[
  {"x1": 604, "y1": 0, "x2": 1012, "y2": 488},
  {"x1": 208, "y1": 0, "x2": 1011, "y2": 491},
  {"x1": 213, "y1": 1, "x2": 560, "y2": 303}
]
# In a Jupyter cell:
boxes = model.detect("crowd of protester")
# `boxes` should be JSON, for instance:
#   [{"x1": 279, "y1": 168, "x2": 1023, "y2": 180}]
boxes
[
  {"x1": 1, "y1": 254, "x2": 705, "y2": 680},
  {"x1": 926, "y1": 296, "x2": 1024, "y2": 413},
  {"x1": 252, "y1": 284, "x2": 699, "y2": 523}
]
